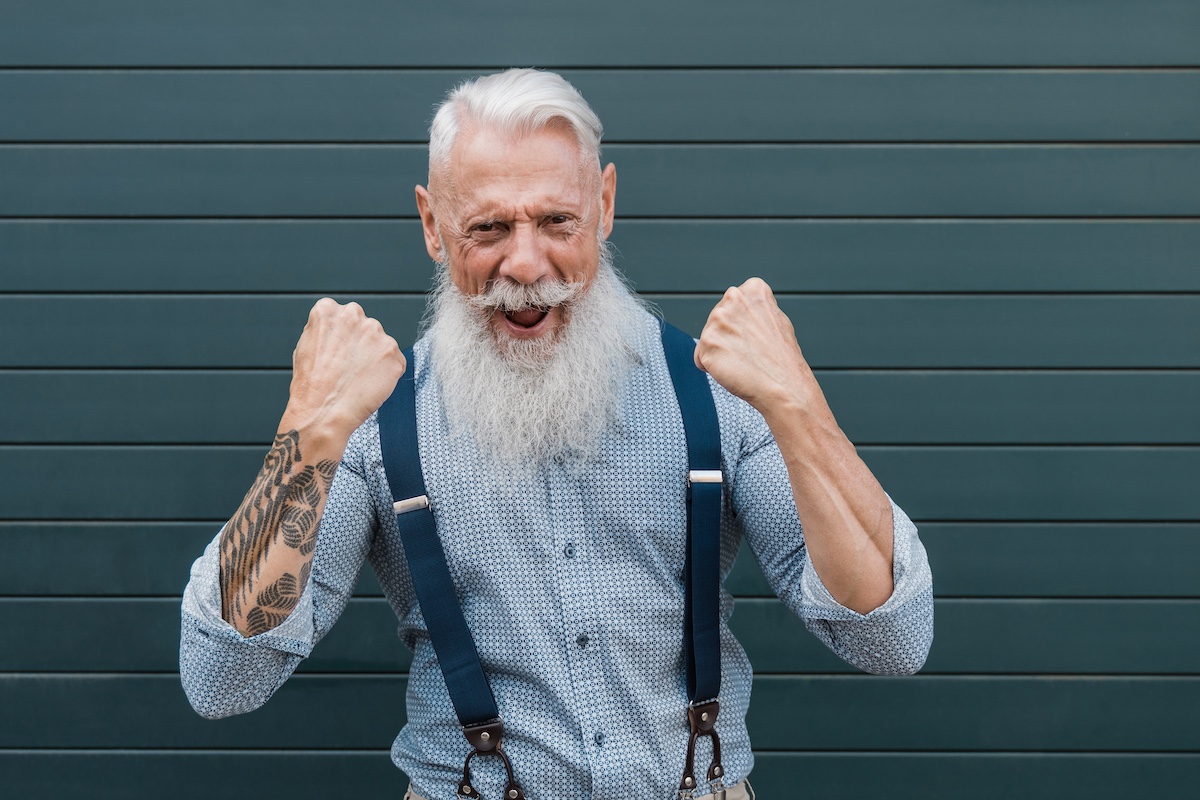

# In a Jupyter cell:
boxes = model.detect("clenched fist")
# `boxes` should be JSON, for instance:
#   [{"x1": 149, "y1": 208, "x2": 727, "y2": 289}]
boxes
[
  {"x1": 281, "y1": 298, "x2": 407, "y2": 442},
  {"x1": 694, "y1": 278, "x2": 820, "y2": 417}
]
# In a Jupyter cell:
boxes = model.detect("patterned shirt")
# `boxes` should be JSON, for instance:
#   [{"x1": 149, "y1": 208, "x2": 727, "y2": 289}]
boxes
[{"x1": 180, "y1": 307, "x2": 934, "y2": 800}]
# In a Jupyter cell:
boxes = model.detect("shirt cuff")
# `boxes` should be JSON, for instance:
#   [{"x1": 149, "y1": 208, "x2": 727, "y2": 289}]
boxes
[
  {"x1": 181, "y1": 526, "x2": 316, "y2": 657},
  {"x1": 798, "y1": 495, "x2": 932, "y2": 622}
]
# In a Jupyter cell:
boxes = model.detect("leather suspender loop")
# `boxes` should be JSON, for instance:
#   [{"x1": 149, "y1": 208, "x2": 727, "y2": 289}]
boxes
[{"x1": 458, "y1": 721, "x2": 525, "y2": 800}]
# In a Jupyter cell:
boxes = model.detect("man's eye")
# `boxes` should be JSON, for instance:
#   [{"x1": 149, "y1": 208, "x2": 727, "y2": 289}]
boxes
[
  {"x1": 475, "y1": 223, "x2": 496, "y2": 233},
  {"x1": 549, "y1": 215, "x2": 569, "y2": 225}
]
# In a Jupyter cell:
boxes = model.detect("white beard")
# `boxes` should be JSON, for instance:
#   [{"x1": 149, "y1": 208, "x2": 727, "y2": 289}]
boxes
[{"x1": 425, "y1": 251, "x2": 647, "y2": 473}]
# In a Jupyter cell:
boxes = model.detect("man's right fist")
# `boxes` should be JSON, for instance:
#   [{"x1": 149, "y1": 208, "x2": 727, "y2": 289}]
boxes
[{"x1": 281, "y1": 298, "x2": 406, "y2": 441}]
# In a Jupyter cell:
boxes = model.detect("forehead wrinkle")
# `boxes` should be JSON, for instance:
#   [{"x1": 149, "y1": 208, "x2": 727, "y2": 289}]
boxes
[{"x1": 433, "y1": 123, "x2": 601, "y2": 228}]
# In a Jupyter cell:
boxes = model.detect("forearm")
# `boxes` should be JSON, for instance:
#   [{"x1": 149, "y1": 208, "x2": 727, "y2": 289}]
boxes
[
  {"x1": 761, "y1": 384, "x2": 894, "y2": 614},
  {"x1": 219, "y1": 415, "x2": 347, "y2": 637}
]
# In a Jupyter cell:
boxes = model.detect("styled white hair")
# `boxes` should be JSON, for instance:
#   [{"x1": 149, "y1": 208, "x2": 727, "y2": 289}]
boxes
[{"x1": 428, "y1": 68, "x2": 604, "y2": 182}]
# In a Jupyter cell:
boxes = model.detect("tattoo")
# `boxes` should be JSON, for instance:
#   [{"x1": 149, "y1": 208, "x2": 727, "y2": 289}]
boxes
[{"x1": 219, "y1": 430, "x2": 337, "y2": 635}]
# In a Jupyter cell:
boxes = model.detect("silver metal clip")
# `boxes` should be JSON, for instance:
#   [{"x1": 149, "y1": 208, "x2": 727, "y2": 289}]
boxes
[
  {"x1": 687, "y1": 469, "x2": 723, "y2": 485},
  {"x1": 393, "y1": 495, "x2": 430, "y2": 515}
]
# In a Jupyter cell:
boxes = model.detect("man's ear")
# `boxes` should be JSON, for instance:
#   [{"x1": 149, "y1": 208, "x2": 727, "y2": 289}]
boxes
[
  {"x1": 415, "y1": 185, "x2": 444, "y2": 262},
  {"x1": 600, "y1": 163, "x2": 617, "y2": 240}
]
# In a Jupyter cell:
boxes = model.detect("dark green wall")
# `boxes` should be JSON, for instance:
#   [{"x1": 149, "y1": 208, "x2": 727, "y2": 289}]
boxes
[{"x1": 2, "y1": 2, "x2": 1198, "y2": 797}]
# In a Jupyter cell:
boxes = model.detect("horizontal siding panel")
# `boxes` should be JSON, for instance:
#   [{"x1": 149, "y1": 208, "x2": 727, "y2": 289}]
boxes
[
  {"x1": 3, "y1": 145, "x2": 1199, "y2": 217},
  {"x1": 7, "y1": 220, "x2": 1200, "y2": 293},
  {"x1": 4, "y1": 370, "x2": 1196, "y2": 445},
  {"x1": 3, "y1": 674, "x2": 1196, "y2": 750},
  {"x1": 4, "y1": 523, "x2": 1197, "y2": 600},
  {"x1": 1, "y1": 752, "x2": 402, "y2": 800},
  {"x1": 4, "y1": 597, "x2": 1196, "y2": 675},
  {"x1": 1, "y1": 1, "x2": 1197, "y2": 67},
  {"x1": 1, "y1": 446, "x2": 1197, "y2": 521},
  {"x1": 916, "y1": 524, "x2": 1200, "y2": 599},
  {"x1": 4, "y1": 752, "x2": 1197, "y2": 800},
  {"x1": 748, "y1": 752, "x2": 1200, "y2": 800},
  {"x1": 6, "y1": 70, "x2": 1200, "y2": 143},
  {"x1": 735, "y1": 599, "x2": 1200, "y2": 675},
  {"x1": 748, "y1": 675, "x2": 1200, "y2": 751},
  {"x1": 3, "y1": 296, "x2": 1197, "y2": 368}
]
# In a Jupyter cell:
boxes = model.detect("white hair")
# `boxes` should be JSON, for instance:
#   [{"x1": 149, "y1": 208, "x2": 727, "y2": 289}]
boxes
[{"x1": 428, "y1": 68, "x2": 604, "y2": 183}]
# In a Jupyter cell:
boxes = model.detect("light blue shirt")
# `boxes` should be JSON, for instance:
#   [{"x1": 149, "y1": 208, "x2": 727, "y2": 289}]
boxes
[{"x1": 180, "y1": 307, "x2": 934, "y2": 800}]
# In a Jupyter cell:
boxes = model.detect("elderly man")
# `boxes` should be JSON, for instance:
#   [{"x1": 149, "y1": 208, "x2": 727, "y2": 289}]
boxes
[{"x1": 180, "y1": 69, "x2": 933, "y2": 800}]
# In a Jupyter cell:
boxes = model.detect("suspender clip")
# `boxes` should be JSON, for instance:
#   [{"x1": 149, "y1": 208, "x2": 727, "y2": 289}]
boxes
[{"x1": 687, "y1": 470, "x2": 722, "y2": 485}]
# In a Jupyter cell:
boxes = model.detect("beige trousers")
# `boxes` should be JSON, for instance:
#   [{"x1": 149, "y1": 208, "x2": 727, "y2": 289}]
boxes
[{"x1": 403, "y1": 779, "x2": 753, "y2": 799}]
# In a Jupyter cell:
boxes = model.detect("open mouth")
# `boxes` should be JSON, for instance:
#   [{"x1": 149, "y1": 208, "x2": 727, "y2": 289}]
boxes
[{"x1": 504, "y1": 307, "x2": 549, "y2": 329}]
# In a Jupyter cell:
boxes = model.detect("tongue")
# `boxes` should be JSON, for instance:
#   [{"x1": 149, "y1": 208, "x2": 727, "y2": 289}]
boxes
[{"x1": 507, "y1": 308, "x2": 546, "y2": 328}]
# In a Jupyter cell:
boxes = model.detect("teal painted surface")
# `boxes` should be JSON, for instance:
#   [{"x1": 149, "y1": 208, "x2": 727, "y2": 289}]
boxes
[
  {"x1": 4, "y1": 675, "x2": 1199, "y2": 750},
  {"x1": 4, "y1": 70, "x2": 1199, "y2": 142},
  {"x1": 4, "y1": 144, "x2": 1200, "y2": 216},
  {"x1": 5, "y1": 597, "x2": 1198, "y2": 674},
  {"x1": 2, "y1": 1, "x2": 1198, "y2": 66},
  {"x1": 4, "y1": 753, "x2": 1199, "y2": 800},
  {"x1": 3, "y1": 296, "x2": 1198, "y2": 367},
  {"x1": 3, "y1": 523, "x2": 1198, "y2": 599},
  {"x1": 2, "y1": 3, "x2": 1197, "y2": 798},
  {"x1": 7, "y1": 220, "x2": 1200, "y2": 292},
  {"x1": 5, "y1": 371, "x2": 1198, "y2": 443}
]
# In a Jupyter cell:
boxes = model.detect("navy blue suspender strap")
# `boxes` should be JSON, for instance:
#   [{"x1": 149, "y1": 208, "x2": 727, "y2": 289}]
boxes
[
  {"x1": 659, "y1": 320, "x2": 727, "y2": 799},
  {"x1": 377, "y1": 347, "x2": 524, "y2": 800},
  {"x1": 378, "y1": 326, "x2": 725, "y2": 800}
]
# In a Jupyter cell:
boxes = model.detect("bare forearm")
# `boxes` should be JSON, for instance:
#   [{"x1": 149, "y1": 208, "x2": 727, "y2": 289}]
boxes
[
  {"x1": 762, "y1": 392, "x2": 894, "y2": 614},
  {"x1": 218, "y1": 422, "x2": 344, "y2": 637},
  {"x1": 692, "y1": 278, "x2": 896, "y2": 614}
]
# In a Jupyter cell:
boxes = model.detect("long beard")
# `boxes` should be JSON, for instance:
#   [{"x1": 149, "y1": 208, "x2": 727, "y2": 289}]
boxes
[{"x1": 425, "y1": 250, "x2": 645, "y2": 473}]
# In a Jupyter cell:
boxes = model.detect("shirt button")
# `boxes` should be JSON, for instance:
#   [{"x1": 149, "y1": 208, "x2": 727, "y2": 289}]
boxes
[
  {"x1": 594, "y1": 732, "x2": 606, "y2": 746},
  {"x1": 553, "y1": 453, "x2": 566, "y2": 465},
  {"x1": 576, "y1": 634, "x2": 589, "y2": 648},
  {"x1": 563, "y1": 543, "x2": 576, "y2": 559}
]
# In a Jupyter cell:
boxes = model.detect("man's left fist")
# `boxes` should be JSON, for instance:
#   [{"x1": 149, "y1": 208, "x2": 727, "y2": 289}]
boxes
[{"x1": 693, "y1": 278, "x2": 814, "y2": 414}]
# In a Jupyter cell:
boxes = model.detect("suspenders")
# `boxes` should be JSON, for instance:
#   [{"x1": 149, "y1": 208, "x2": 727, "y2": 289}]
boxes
[{"x1": 377, "y1": 320, "x2": 724, "y2": 800}]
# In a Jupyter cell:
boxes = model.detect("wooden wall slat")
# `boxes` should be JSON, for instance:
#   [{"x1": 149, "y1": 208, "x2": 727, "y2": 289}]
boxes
[
  {"x1": 4, "y1": 296, "x2": 1197, "y2": 368},
  {"x1": 1, "y1": 446, "x2": 1196, "y2": 521},
  {"x1": 4, "y1": 597, "x2": 1196, "y2": 675},
  {"x1": 5, "y1": 70, "x2": 1199, "y2": 143},
  {"x1": 2, "y1": 1, "x2": 1197, "y2": 67},
  {"x1": 3, "y1": 145, "x2": 1199, "y2": 217},
  {"x1": 4, "y1": 370, "x2": 1196, "y2": 445},
  {"x1": 5, "y1": 523, "x2": 1197, "y2": 599},
  {"x1": 4, "y1": 751, "x2": 1197, "y2": 800},
  {"x1": 3, "y1": 675, "x2": 1196, "y2": 750},
  {"x1": 8, "y1": 220, "x2": 1200, "y2": 293}
]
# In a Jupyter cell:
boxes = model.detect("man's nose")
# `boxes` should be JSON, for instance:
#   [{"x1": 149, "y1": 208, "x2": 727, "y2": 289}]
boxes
[{"x1": 498, "y1": 223, "x2": 552, "y2": 284}]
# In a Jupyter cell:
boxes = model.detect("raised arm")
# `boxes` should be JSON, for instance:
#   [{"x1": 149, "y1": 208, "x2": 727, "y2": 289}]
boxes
[
  {"x1": 219, "y1": 297, "x2": 406, "y2": 637},
  {"x1": 695, "y1": 278, "x2": 894, "y2": 614}
]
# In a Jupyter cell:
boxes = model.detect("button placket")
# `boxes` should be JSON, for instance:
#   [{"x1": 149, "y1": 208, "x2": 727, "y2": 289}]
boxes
[{"x1": 546, "y1": 467, "x2": 606, "y2": 770}]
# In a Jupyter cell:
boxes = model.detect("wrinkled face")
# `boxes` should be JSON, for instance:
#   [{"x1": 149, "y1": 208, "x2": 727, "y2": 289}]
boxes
[{"x1": 416, "y1": 122, "x2": 616, "y2": 346}]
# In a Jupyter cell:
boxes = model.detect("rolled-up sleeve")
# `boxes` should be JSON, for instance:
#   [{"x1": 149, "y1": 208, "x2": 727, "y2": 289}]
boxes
[
  {"x1": 795, "y1": 497, "x2": 934, "y2": 675},
  {"x1": 179, "y1": 426, "x2": 379, "y2": 718}
]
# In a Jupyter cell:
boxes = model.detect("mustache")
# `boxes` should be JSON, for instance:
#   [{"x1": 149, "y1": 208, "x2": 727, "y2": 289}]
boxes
[{"x1": 468, "y1": 277, "x2": 583, "y2": 313}]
